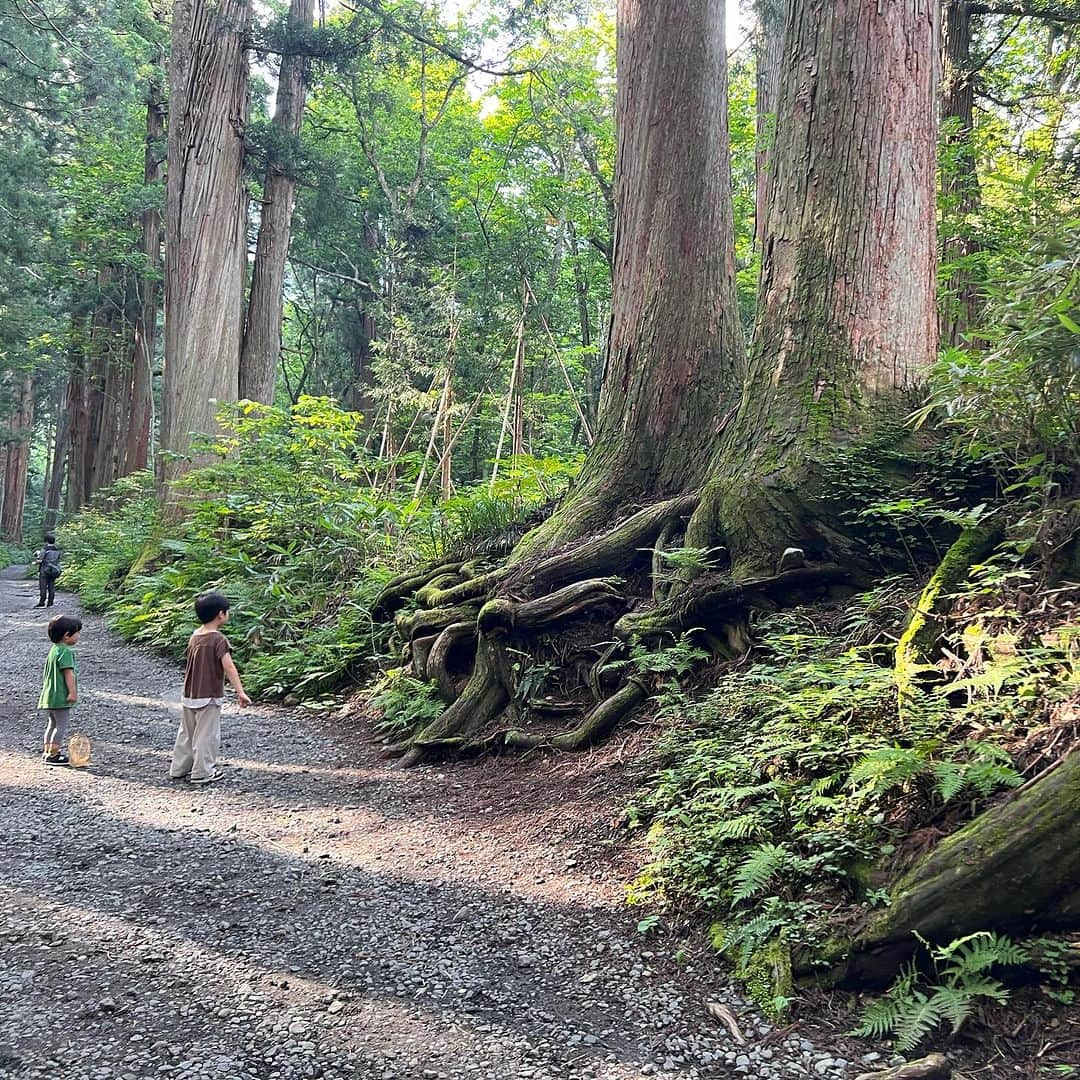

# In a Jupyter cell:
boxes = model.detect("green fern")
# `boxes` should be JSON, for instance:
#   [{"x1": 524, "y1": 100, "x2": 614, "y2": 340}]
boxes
[
  {"x1": 731, "y1": 844, "x2": 790, "y2": 905},
  {"x1": 856, "y1": 933, "x2": 1027, "y2": 1051},
  {"x1": 714, "y1": 814, "x2": 763, "y2": 840},
  {"x1": 849, "y1": 745, "x2": 929, "y2": 795},
  {"x1": 892, "y1": 994, "x2": 952, "y2": 1053},
  {"x1": 931, "y1": 760, "x2": 967, "y2": 802}
]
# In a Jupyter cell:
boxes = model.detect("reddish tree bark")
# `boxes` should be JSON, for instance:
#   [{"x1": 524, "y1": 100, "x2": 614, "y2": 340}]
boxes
[
  {"x1": 517, "y1": 0, "x2": 745, "y2": 555},
  {"x1": 122, "y1": 78, "x2": 165, "y2": 476},
  {"x1": 0, "y1": 375, "x2": 34, "y2": 541},
  {"x1": 688, "y1": 0, "x2": 940, "y2": 576},
  {"x1": 753, "y1": 0, "x2": 785, "y2": 248},
  {"x1": 161, "y1": 0, "x2": 251, "y2": 487}
]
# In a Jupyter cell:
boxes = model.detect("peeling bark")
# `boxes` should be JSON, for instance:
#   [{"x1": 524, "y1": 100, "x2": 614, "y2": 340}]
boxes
[{"x1": 161, "y1": 0, "x2": 251, "y2": 488}]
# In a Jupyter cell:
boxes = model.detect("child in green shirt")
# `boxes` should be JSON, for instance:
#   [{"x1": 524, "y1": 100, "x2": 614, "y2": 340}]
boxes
[{"x1": 38, "y1": 615, "x2": 82, "y2": 766}]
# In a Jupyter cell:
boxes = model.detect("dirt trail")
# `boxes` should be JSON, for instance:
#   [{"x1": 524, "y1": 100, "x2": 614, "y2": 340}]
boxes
[{"x1": 0, "y1": 569, "x2": 874, "y2": 1080}]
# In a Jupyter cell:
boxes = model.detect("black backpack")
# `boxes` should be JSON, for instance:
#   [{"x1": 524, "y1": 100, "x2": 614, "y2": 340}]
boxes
[{"x1": 40, "y1": 546, "x2": 61, "y2": 579}]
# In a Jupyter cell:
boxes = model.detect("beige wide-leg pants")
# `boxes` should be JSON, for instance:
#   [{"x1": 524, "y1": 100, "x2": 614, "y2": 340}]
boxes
[{"x1": 169, "y1": 704, "x2": 222, "y2": 781}]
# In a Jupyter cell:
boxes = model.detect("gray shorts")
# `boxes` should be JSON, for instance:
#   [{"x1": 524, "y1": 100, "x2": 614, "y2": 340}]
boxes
[{"x1": 44, "y1": 708, "x2": 71, "y2": 749}]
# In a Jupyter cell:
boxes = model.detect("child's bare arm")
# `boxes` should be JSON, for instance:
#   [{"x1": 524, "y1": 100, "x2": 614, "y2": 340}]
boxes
[
  {"x1": 222, "y1": 653, "x2": 252, "y2": 706},
  {"x1": 63, "y1": 667, "x2": 77, "y2": 704}
]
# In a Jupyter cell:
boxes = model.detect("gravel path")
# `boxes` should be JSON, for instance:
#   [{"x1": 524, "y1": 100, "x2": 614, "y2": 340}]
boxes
[{"x1": 0, "y1": 569, "x2": 881, "y2": 1080}]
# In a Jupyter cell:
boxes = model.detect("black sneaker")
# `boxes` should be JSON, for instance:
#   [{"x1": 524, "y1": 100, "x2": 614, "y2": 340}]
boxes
[
  {"x1": 189, "y1": 771, "x2": 221, "y2": 785},
  {"x1": 44, "y1": 753, "x2": 70, "y2": 767}
]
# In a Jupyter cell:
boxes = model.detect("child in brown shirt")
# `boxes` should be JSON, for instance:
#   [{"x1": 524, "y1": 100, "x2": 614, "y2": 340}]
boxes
[{"x1": 169, "y1": 591, "x2": 251, "y2": 785}]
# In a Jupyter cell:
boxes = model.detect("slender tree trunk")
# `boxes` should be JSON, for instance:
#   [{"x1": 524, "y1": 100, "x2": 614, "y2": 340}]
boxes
[
  {"x1": 688, "y1": 0, "x2": 940, "y2": 577},
  {"x1": 64, "y1": 310, "x2": 91, "y2": 514},
  {"x1": 753, "y1": 0, "x2": 785, "y2": 248},
  {"x1": 939, "y1": 0, "x2": 982, "y2": 346},
  {"x1": 123, "y1": 78, "x2": 165, "y2": 476},
  {"x1": 44, "y1": 393, "x2": 68, "y2": 531},
  {"x1": 239, "y1": 0, "x2": 316, "y2": 404},
  {"x1": 89, "y1": 267, "x2": 129, "y2": 496},
  {"x1": 0, "y1": 375, "x2": 34, "y2": 541},
  {"x1": 161, "y1": 0, "x2": 251, "y2": 488},
  {"x1": 517, "y1": 0, "x2": 745, "y2": 555}
]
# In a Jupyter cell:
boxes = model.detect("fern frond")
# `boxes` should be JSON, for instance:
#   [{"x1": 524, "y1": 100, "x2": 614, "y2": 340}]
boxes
[
  {"x1": 714, "y1": 814, "x2": 764, "y2": 840},
  {"x1": 852, "y1": 996, "x2": 903, "y2": 1040},
  {"x1": 928, "y1": 986, "x2": 977, "y2": 1033},
  {"x1": 893, "y1": 995, "x2": 947, "y2": 1053},
  {"x1": 731, "y1": 844, "x2": 790, "y2": 906},
  {"x1": 931, "y1": 760, "x2": 966, "y2": 802}
]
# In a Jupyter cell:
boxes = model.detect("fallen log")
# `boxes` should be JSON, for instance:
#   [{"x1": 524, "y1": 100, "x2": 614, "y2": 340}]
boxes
[{"x1": 836, "y1": 749, "x2": 1080, "y2": 986}]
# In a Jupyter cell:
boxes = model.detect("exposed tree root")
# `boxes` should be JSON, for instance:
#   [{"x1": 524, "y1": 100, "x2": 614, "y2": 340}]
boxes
[
  {"x1": 509, "y1": 494, "x2": 699, "y2": 595},
  {"x1": 409, "y1": 634, "x2": 438, "y2": 681},
  {"x1": 382, "y1": 495, "x2": 859, "y2": 763},
  {"x1": 477, "y1": 578, "x2": 625, "y2": 635},
  {"x1": 415, "y1": 568, "x2": 506, "y2": 610},
  {"x1": 373, "y1": 562, "x2": 464, "y2": 621},
  {"x1": 426, "y1": 620, "x2": 476, "y2": 703},
  {"x1": 614, "y1": 565, "x2": 851, "y2": 640},
  {"x1": 504, "y1": 680, "x2": 648, "y2": 751},
  {"x1": 394, "y1": 603, "x2": 482, "y2": 644}
]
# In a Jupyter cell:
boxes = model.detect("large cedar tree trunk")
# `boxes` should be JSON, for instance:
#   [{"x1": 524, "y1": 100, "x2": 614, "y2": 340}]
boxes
[
  {"x1": 160, "y1": 0, "x2": 251, "y2": 488},
  {"x1": 238, "y1": 0, "x2": 316, "y2": 404},
  {"x1": 516, "y1": 0, "x2": 745, "y2": 556},
  {"x1": 687, "y1": 0, "x2": 940, "y2": 577}
]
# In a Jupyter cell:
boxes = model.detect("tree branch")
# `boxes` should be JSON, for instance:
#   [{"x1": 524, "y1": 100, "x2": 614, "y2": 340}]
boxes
[
  {"x1": 970, "y1": 1, "x2": 1080, "y2": 22},
  {"x1": 338, "y1": 0, "x2": 539, "y2": 77}
]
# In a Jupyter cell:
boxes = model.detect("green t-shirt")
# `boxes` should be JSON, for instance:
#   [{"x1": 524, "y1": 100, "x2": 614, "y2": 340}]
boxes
[{"x1": 39, "y1": 643, "x2": 77, "y2": 710}]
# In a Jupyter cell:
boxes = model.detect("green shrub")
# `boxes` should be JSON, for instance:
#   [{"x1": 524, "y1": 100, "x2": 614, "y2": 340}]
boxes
[{"x1": 58, "y1": 398, "x2": 578, "y2": 700}]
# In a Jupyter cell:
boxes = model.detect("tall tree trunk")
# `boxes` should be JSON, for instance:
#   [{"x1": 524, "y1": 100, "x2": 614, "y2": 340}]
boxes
[
  {"x1": 89, "y1": 266, "x2": 129, "y2": 496},
  {"x1": 939, "y1": 0, "x2": 982, "y2": 346},
  {"x1": 161, "y1": 0, "x2": 251, "y2": 488},
  {"x1": 44, "y1": 393, "x2": 68, "y2": 531},
  {"x1": 688, "y1": 0, "x2": 940, "y2": 577},
  {"x1": 516, "y1": 0, "x2": 745, "y2": 556},
  {"x1": 64, "y1": 310, "x2": 91, "y2": 514},
  {"x1": 1, "y1": 375, "x2": 34, "y2": 541},
  {"x1": 753, "y1": 0, "x2": 785, "y2": 248},
  {"x1": 123, "y1": 77, "x2": 165, "y2": 476},
  {"x1": 239, "y1": 0, "x2": 316, "y2": 404}
]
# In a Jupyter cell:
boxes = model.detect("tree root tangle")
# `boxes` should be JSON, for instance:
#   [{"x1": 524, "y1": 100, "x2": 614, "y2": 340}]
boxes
[{"x1": 377, "y1": 491, "x2": 857, "y2": 764}]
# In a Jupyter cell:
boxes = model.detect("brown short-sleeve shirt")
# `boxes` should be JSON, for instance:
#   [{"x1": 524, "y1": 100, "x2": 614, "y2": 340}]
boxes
[{"x1": 183, "y1": 630, "x2": 231, "y2": 700}]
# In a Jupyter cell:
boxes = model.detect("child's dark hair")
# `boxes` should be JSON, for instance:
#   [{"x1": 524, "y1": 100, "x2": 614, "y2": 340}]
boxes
[
  {"x1": 47, "y1": 615, "x2": 82, "y2": 643},
  {"x1": 44, "y1": 533, "x2": 55, "y2": 544},
  {"x1": 194, "y1": 591, "x2": 230, "y2": 624}
]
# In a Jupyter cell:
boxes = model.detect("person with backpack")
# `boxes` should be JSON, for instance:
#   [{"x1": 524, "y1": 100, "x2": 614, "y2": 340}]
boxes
[{"x1": 34, "y1": 533, "x2": 62, "y2": 608}]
